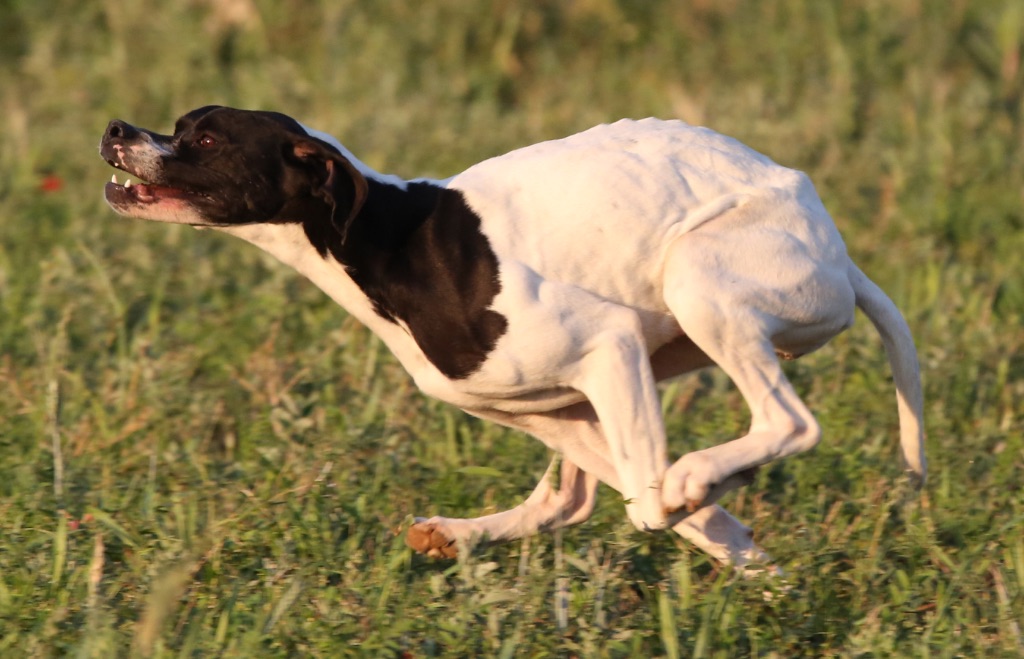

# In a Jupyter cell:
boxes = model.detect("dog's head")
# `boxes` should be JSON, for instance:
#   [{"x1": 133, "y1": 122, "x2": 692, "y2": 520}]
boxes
[{"x1": 99, "y1": 106, "x2": 367, "y2": 234}]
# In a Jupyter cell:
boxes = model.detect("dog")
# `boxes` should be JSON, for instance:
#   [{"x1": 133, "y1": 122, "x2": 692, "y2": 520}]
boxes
[{"x1": 99, "y1": 106, "x2": 925, "y2": 569}]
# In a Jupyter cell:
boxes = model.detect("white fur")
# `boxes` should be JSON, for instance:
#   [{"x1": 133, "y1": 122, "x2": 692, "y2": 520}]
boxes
[{"x1": 220, "y1": 118, "x2": 925, "y2": 567}]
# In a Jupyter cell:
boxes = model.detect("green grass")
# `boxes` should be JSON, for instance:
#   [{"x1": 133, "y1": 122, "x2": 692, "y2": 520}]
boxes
[{"x1": 1, "y1": 0, "x2": 1022, "y2": 656}]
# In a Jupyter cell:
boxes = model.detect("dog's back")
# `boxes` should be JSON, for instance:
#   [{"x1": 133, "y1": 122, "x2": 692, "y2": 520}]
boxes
[{"x1": 451, "y1": 119, "x2": 838, "y2": 333}]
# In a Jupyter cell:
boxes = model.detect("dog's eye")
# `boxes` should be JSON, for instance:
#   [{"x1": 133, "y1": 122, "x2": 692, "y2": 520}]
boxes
[{"x1": 196, "y1": 135, "x2": 217, "y2": 148}]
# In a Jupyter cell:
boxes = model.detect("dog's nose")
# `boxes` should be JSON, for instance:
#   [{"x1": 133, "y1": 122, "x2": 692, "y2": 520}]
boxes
[
  {"x1": 100, "y1": 119, "x2": 142, "y2": 164},
  {"x1": 104, "y1": 119, "x2": 139, "y2": 142}
]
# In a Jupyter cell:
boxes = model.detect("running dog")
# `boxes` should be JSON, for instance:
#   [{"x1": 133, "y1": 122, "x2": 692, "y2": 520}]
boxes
[{"x1": 99, "y1": 106, "x2": 925, "y2": 569}]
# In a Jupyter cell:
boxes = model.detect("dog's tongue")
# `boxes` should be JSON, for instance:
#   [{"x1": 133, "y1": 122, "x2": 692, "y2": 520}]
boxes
[
  {"x1": 133, "y1": 183, "x2": 185, "y2": 201},
  {"x1": 140, "y1": 184, "x2": 193, "y2": 200}
]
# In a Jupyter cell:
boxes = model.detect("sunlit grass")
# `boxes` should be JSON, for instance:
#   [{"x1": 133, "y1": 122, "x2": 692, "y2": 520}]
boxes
[{"x1": 1, "y1": 0, "x2": 1021, "y2": 656}]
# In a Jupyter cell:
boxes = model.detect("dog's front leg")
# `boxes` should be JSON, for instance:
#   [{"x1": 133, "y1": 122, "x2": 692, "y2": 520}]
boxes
[
  {"x1": 571, "y1": 320, "x2": 670, "y2": 532},
  {"x1": 405, "y1": 401, "x2": 775, "y2": 570},
  {"x1": 523, "y1": 401, "x2": 775, "y2": 570},
  {"x1": 406, "y1": 454, "x2": 599, "y2": 558}
]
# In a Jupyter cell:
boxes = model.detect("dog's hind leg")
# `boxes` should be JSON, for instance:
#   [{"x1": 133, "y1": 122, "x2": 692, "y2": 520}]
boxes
[
  {"x1": 657, "y1": 224, "x2": 852, "y2": 513},
  {"x1": 659, "y1": 325, "x2": 822, "y2": 514}
]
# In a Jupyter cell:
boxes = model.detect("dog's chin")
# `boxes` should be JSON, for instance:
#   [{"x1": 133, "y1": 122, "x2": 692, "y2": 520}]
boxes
[{"x1": 104, "y1": 181, "x2": 212, "y2": 225}]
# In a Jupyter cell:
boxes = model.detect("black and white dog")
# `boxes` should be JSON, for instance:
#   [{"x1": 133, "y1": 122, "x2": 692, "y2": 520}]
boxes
[{"x1": 99, "y1": 106, "x2": 925, "y2": 569}]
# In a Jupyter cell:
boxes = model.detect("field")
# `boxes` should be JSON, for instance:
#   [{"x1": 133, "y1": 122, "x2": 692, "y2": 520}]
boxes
[{"x1": 1, "y1": 0, "x2": 1022, "y2": 656}]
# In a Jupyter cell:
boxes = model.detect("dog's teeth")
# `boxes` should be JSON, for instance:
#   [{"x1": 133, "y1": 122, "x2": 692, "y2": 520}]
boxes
[
  {"x1": 124, "y1": 179, "x2": 132, "y2": 188},
  {"x1": 111, "y1": 174, "x2": 117, "y2": 184}
]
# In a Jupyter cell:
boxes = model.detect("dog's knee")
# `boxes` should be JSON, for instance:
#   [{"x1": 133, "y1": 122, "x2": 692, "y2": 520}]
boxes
[
  {"x1": 797, "y1": 416, "x2": 821, "y2": 452},
  {"x1": 777, "y1": 414, "x2": 821, "y2": 454}
]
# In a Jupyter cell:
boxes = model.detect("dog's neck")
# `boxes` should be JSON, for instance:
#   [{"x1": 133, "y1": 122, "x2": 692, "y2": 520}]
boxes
[
  {"x1": 216, "y1": 219, "x2": 425, "y2": 362},
  {"x1": 303, "y1": 177, "x2": 445, "y2": 264},
  {"x1": 217, "y1": 159, "x2": 504, "y2": 382}
]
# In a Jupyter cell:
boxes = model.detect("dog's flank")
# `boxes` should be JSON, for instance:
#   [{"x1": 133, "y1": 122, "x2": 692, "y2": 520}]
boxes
[{"x1": 99, "y1": 106, "x2": 925, "y2": 571}]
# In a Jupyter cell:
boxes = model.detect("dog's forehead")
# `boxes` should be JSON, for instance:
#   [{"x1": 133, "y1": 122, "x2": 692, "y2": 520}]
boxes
[
  {"x1": 176, "y1": 106, "x2": 308, "y2": 138},
  {"x1": 173, "y1": 105, "x2": 225, "y2": 134}
]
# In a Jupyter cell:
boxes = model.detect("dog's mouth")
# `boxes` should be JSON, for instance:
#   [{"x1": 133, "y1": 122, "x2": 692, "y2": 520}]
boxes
[
  {"x1": 103, "y1": 154, "x2": 203, "y2": 206},
  {"x1": 105, "y1": 173, "x2": 194, "y2": 205},
  {"x1": 102, "y1": 159, "x2": 215, "y2": 225}
]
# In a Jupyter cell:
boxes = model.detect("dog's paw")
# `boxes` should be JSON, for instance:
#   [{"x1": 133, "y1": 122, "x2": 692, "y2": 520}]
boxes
[
  {"x1": 406, "y1": 517, "x2": 458, "y2": 559},
  {"x1": 662, "y1": 451, "x2": 718, "y2": 514},
  {"x1": 624, "y1": 487, "x2": 670, "y2": 532},
  {"x1": 731, "y1": 543, "x2": 784, "y2": 580}
]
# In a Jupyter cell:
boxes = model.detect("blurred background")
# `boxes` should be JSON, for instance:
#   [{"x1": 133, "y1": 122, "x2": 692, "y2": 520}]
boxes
[{"x1": 1, "y1": 0, "x2": 1021, "y2": 656}]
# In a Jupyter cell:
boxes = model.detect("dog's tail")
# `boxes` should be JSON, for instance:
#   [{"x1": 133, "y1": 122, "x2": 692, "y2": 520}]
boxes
[{"x1": 848, "y1": 261, "x2": 927, "y2": 487}]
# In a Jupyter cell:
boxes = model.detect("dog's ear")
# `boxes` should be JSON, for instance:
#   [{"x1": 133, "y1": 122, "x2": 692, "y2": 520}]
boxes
[{"x1": 291, "y1": 139, "x2": 368, "y2": 243}]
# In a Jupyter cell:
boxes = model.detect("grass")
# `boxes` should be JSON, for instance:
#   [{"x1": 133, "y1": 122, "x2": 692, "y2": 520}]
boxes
[{"x1": 1, "y1": 0, "x2": 1022, "y2": 655}]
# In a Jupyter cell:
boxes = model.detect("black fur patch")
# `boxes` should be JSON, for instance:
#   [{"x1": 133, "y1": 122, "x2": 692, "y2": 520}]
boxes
[
  {"x1": 304, "y1": 179, "x2": 508, "y2": 380},
  {"x1": 101, "y1": 106, "x2": 508, "y2": 380}
]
